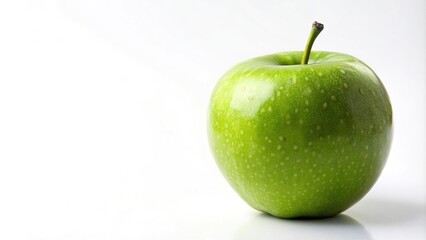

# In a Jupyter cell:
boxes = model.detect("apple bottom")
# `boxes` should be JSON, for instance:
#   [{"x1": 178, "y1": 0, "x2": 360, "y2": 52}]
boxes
[{"x1": 213, "y1": 131, "x2": 390, "y2": 218}]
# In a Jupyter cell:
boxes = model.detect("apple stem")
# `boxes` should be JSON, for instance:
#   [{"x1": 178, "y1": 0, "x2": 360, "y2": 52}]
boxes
[{"x1": 301, "y1": 21, "x2": 324, "y2": 65}]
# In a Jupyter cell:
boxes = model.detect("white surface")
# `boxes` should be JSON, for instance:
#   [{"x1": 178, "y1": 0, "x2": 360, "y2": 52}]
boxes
[{"x1": 0, "y1": 0, "x2": 425, "y2": 239}]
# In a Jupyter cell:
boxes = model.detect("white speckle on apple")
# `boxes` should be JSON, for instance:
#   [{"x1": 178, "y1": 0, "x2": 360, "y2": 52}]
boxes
[
  {"x1": 293, "y1": 145, "x2": 298, "y2": 150},
  {"x1": 308, "y1": 141, "x2": 313, "y2": 146},
  {"x1": 316, "y1": 125, "x2": 321, "y2": 131},
  {"x1": 279, "y1": 136, "x2": 284, "y2": 141},
  {"x1": 268, "y1": 106, "x2": 272, "y2": 112},
  {"x1": 343, "y1": 82, "x2": 348, "y2": 88},
  {"x1": 331, "y1": 95, "x2": 336, "y2": 101},
  {"x1": 340, "y1": 69, "x2": 346, "y2": 74},
  {"x1": 299, "y1": 119, "x2": 304, "y2": 125},
  {"x1": 277, "y1": 145, "x2": 282, "y2": 150},
  {"x1": 277, "y1": 91, "x2": 281, "y2": 96},
  {"x1": 303, "y1": 87, "x2": 312, "y2": 95},
  {"x1": 305, "y1": 100, "x2": 309, "y2": 105},
  {"x1": 286, "y1": 120, "x2": 291, "y2": 125},
  {"x1": 305, "y1": 77, "x2": 309, "y2": 80},
  {"x1": 295, "y1": 108, "x2": 299, "y2": 114},
  {"x1": 318, "y1": 72, "x2": 323, "y2": 76},
  {"x1": 292, "y1": 78, "x2": 297, "y2": 84},
  {"x1": 323, "y1": 102, "x2": 328, "y2": 108}
]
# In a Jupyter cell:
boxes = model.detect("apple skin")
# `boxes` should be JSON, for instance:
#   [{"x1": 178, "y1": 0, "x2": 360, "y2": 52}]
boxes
[{"x1": 208, "y1": 51, "x2": 392, "y2": 218}]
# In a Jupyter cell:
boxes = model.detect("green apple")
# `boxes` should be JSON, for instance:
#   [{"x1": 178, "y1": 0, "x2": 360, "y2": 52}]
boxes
[{"x1": 207, "y1": 22, "x2": 392, "y2": 218}]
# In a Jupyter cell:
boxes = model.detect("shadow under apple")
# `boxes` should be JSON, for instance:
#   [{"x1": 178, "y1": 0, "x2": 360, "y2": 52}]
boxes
[
  {"x1": 234, "y1": 212, "x2": 372, "y2": 240},
  {"x1": 346, "y1": 197, "x2": 426, "y2": 226}
]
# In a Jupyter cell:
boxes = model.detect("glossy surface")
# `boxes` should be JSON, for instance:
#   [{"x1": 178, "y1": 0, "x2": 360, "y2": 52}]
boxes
[{"x1": 208, "y1": 51, "x2": 393, "y2": 218}]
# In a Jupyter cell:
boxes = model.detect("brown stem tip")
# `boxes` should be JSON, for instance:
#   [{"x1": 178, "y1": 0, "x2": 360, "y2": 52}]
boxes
[{"x1": 312, "y1": 21, "x2": 324, "y2": 32}]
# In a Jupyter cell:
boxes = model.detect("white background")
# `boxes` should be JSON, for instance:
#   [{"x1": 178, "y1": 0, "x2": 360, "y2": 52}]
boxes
[{"x1": 0, "y1": 0, "x2": 425, "y2": 239}]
